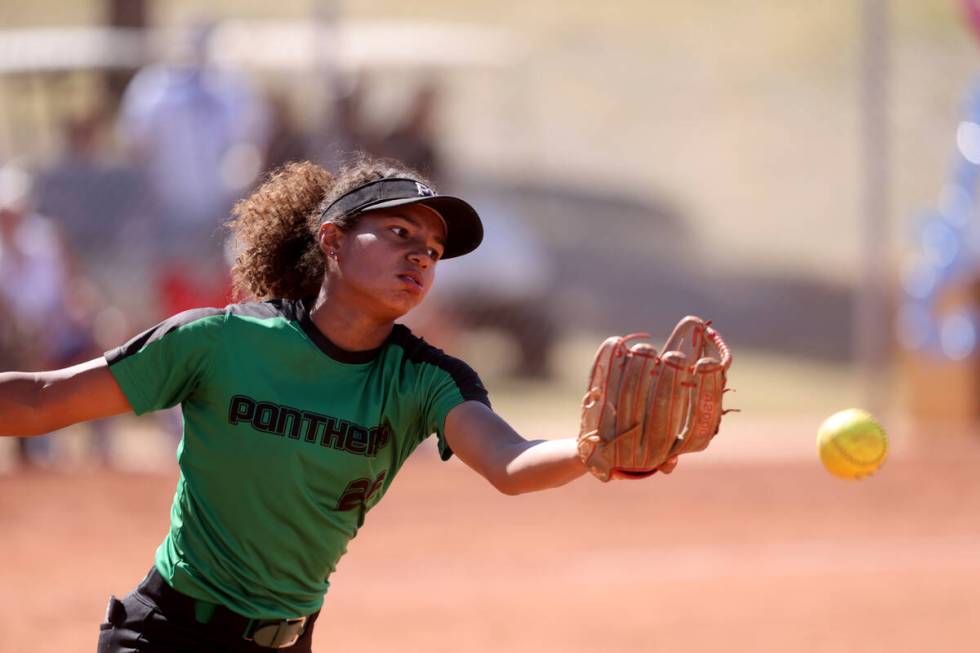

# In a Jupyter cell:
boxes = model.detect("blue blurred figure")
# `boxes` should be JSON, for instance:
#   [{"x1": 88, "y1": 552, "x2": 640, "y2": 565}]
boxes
[{"x1": 118, "y1": 21, "x2": 269, "y2": 268}]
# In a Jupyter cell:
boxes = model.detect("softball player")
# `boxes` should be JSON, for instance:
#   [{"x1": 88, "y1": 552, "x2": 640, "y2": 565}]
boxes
[{"x1": 0, "y1": 156, "x2": 677, "y2": 652}]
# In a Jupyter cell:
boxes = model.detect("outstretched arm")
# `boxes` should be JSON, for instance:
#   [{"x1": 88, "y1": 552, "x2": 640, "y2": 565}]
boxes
[
  {"x1": 0, "y1": 357, "x2": 132, "y2": 436},
  {"x1": 444, "y1": 401, "x2": 677, "y2": 496}
]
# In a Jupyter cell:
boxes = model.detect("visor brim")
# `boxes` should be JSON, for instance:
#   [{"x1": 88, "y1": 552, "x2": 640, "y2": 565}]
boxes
[{"x1": 362, "y1": 195, "x2": 483, "y2": 259}]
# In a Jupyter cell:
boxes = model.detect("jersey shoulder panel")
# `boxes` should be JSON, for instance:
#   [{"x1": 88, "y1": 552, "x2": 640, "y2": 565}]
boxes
[
  {"x1": 388, "y1": 324, "x2": 490, "y2": 407},
  {"x1": 225, "y1": 299, "x2": 295, "y2": 321},
  {"x1": 105, "y1": 300, "x2": 293, "y2": 365},
  {"x1": 105, "y1": 306, "x2": 228, "y2": 365},
  {"x1": 102, "y1": 300, "x2": 297, "y2": 413}
]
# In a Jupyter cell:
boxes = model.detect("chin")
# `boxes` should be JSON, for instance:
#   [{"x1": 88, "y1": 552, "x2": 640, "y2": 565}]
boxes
[{"x1": 376, "y1": 296, "x2": 423, "y2": 322}]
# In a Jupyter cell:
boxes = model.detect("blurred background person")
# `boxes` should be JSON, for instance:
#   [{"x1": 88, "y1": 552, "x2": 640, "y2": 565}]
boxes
[
  {"x1": 117, "y1": 20, "x2": 268, "y2": 319},
  {"x1": 34, "y1": 110, "x2": 151, "y2": 305},
  {"x1": 0, "y1": 164, "x2": 110, "y2": 466}
]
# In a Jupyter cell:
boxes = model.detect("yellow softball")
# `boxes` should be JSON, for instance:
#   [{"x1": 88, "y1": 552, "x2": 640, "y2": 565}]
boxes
[{"x1": 816, "y1": 409, "x2": 888, "y2": 480}]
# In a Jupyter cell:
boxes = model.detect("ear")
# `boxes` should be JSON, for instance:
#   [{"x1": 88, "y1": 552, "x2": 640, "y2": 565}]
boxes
[{"x1": 318, "y1": 222, "x2": 343, "y2": 259}]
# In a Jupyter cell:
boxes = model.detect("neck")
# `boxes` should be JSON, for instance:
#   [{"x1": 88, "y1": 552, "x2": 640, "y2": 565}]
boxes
[{"x1": 308, "y1": 286, "x2": 394, "y2": 352}]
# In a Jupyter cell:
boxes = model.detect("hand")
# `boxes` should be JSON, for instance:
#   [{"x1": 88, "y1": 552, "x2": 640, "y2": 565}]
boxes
[{"x1": 657, "y1": 455, "x2": 679, "y2": 474}]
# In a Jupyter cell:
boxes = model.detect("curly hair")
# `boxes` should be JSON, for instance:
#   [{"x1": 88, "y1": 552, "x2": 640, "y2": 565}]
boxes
[{"x1": 226, "y1": 154, "x2": 433, "y2": 301}]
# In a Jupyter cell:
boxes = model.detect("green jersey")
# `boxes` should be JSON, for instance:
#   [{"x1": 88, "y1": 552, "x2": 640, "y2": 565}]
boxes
[{"x1": 105, "y1": 298, "x2": 489, "y2": 619}]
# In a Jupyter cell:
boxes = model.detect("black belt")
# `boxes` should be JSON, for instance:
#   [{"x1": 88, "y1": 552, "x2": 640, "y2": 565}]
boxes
[{"x1": 138, "y1": 567, "x2": 319, "y2": 650}]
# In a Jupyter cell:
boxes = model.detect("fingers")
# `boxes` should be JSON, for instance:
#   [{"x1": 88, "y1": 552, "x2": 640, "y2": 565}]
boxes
[
  {"x1": 657, "y1": 456, "x2": 679, "y2": 474},
  {"x1": 610, "y1": 469, "x2": 656, "y2": 481},
  {"x1": 606, "y1": 455, "x2": 678, "y2": 480}
]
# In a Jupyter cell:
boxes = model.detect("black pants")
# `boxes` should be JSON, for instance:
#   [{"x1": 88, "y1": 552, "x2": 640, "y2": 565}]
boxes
[{"x1": 97, "y1": 568, "x2": 319, "y2": 652}]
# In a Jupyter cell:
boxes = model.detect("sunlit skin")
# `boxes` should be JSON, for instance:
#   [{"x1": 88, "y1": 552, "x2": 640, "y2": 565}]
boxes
[{"x1": 309, "y1": 203, "x2": 447, "y2": 353}]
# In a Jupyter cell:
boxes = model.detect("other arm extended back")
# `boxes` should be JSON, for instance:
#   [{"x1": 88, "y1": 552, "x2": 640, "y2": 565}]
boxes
[{"x1": 0, "y1": 358, "x2": 132, "y2": 436}]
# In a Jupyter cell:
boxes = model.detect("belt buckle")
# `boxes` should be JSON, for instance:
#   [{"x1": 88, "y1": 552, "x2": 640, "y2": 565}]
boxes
[{"x1": 246, "y1": 616, "x2": 308, "y2": 649}]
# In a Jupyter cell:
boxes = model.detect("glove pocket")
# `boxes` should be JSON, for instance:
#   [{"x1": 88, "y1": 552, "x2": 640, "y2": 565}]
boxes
[
  {"x1": 611, "y1": 343, "x2": 659, "y2": 471},
  {"x1": 645, "y1": 350, "x2": 692, "y2": 466}
]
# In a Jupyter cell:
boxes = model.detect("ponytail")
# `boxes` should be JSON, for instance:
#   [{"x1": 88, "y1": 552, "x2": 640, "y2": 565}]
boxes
[{"x1": 227, "y1": 161, "x2": 332, "y2": 301}]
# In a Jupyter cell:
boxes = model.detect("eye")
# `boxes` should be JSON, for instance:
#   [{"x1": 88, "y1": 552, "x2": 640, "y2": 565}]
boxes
[
  {"x1": 390, "y1": 226, "x2": 409, "y2": 238},
  {"x1": 427, "y1": 247, "x2": 443, "y2": 261}
]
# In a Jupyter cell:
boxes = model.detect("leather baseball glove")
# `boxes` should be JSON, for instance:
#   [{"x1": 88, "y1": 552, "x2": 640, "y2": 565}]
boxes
[{"x1": 578, "y1": 316, "x2": 733, "y2": 482}]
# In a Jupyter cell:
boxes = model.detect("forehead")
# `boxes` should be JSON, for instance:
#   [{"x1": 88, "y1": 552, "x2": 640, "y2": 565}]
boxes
[{"x1": 362, "y1": 203, "x2": 447, "y2": 240}]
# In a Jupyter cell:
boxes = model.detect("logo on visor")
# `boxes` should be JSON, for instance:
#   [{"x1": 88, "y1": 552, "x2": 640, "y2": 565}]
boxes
[{"x1": 415, "y1": 182, "x2": 435, "y2": 197}]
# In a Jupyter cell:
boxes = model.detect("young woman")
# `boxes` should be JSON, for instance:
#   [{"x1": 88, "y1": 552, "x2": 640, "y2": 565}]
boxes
[{"x1": 0, "y1": 155, "x2": 678, "y2": 652}]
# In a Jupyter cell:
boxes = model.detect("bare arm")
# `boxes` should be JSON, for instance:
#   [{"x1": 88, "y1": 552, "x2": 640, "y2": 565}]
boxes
[
  {"x1": 0, "y1": 358, "x2": 132, "y2": 436},
  {"x1": 444, "y1": 401, "x2": 677, "y2": 495}
]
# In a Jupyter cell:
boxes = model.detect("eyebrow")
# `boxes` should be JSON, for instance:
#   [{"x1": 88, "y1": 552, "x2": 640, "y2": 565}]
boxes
[{"x1": 390, "y1": 213, "x2": 447, "y2": 247}]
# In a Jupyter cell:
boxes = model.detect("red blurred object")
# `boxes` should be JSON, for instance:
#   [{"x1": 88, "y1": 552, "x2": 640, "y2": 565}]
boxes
[
  {"x1": 961, "y1": 0, "x2": 980, "y2": 45},
  {"x1": 157, "y1": 265, "x2": 234, "y2": 316}
]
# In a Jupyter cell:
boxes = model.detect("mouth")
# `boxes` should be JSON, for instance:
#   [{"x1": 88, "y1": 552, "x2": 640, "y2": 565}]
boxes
[{"x1": 397, "y1": 272, "x2": 424, "y2": 292}]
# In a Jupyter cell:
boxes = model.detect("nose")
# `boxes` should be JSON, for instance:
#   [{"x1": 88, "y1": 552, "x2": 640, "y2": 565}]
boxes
[
  {"x1": 407, "y1": 244, "x2": 433, "y2": 269},
  {"x1": 408, "y1": 253, "x2": 430, "y2": 270}
]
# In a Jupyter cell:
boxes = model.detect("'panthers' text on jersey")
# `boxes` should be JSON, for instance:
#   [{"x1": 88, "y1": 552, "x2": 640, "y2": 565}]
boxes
[{"x1": 105, "y1": 298, "x2": 489, "y2": 619}]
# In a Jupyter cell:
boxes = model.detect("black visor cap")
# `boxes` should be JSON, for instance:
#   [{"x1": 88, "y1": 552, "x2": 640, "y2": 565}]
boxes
[{"x1": 319, "y1": 178, "x2": 483, "y2": 259}]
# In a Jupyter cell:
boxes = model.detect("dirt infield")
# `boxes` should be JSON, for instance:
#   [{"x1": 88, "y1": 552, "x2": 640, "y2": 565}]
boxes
[{"x1": 2, "y1": 425, "x2": 980, "y2": 653}]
